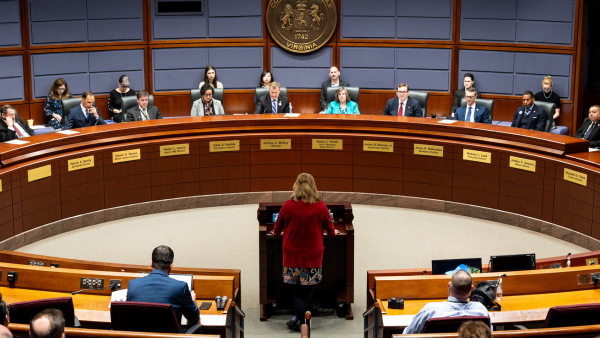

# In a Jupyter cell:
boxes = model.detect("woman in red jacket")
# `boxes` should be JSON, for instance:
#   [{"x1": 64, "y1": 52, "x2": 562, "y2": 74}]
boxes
[{"x1": 272, "y1": 173, "x2": 339, "y2": 331}]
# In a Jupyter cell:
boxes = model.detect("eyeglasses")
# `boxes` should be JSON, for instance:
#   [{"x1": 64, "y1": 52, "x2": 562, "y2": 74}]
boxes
[
  {"x1": 397, "y1": 91, "x2": 408, "y2": 94},
  {"x1": 57, "y1": 87, "x2": 66, "y2": 91},
  {"x1": 465, "y1": 95, "x2": 475, "y2": 99},
  {"x1": 203, "y1": 93, "x2": 212, "y2": 97}
]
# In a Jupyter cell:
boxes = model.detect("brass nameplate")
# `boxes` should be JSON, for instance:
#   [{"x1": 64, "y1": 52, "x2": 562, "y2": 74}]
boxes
[
  {"x1": 210, "y1": 140, "x2": 240, "y2": 152},
  {"x1": 0, "y1": 179, "x2": 2, "y2": 192},
  {"x1": 463, "y1": 149, "x2": 491, "y2": 164},
  {"x1": 160, "y1": 144, "x2": 190, "y2": 157},
  {"x1": 414, "y1": 144, "x2": 443, "y2": 157},
  {"x1": 68, "y1": 155, "x2": 94, "y2": 172},
  {"x1": 312, "y1": 139, "x2": 343, "y2": 150},
  {"x1": 113, "y1": 149, "x2": 141, "y2": 163},
  {"x1": 261, "y1": 139, "x2": 291, "y2": 150},
  {"x1": 28, "y1": 165, "x2": 51, "y2": 182},
  {"x1": 564, "y1": 168, "x2": 587, "y2": 187},
  {"x1": 363, "y1": 140, "x2": 393, "y2": 153},
  {"x1": 586, "y1": 258, "x2": 598, "y2": 266},
  {"x1": 509, "y1": 156, "x2": 536, "y2": 172}
]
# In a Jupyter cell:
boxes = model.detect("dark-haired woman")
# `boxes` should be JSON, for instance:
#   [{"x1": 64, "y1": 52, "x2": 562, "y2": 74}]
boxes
[
  {"x1": 44, "y1": 78, "x2": 72, "y2": 129},
  {"x1": 198, "y1": 65, "x2": 223, "y2": 89},
  {"x1": 259, "y1": 70, "x2": 274, "y2": 88},
  {"x1": 108, "y1": 75, "x2": 136, "y2": 123}
]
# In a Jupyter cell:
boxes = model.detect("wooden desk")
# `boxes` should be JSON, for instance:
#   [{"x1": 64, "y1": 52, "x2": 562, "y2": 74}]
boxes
[
  {"x1": 8, "y1": 323, "x2": 222, "y2": 338},
  {"x1": 393, "y1": 324, "x2": 600, "y2": 338}
]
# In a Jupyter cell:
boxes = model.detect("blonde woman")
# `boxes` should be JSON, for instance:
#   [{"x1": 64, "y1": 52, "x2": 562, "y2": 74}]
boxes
[{"x1": 534, "y1": 76, "x2": 561, "y2": 126}]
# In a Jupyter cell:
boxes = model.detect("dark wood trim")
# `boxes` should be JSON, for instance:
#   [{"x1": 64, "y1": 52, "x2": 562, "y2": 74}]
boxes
[
  {"x1": 336, "y1": 42, "x2": 454, "y2": 49},
  {"x1": 142, "y1": 0, "x2": 149, "y2": 43},
  {"x1": 574, "y1": 0, "x2": 588, "y2": 133},
  {"x1": 27, "y1": 45, "x2": 149, "y2": 54},
  {"x1": 457, "y1": 44, "x2": 577, "y2": 55},
  {"x1": 456, "y1": 41, "x2": 578, "y2": 51},
  {"x1": 337, "y1": 39, "x2": 456, "y2": 45},
  {"x1": 149, "y1": 42, "x2": 267, "y2": 49},
  {"x1": 22, "y1": 0, "x2": 30, "y2": 49},
  {"x1": 27, "y1": 41, "x2": 148, "y2": 50},
  {"x1": 148, "y1": 38, "x2": 267, "y2": 45},
  {"x1": 143, "y1": 45, "x2": 151, "y2": 93}
]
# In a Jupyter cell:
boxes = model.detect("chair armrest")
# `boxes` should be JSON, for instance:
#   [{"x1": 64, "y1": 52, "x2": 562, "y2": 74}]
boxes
[
  {"x1": 74, "y1": 316, "x2": 81, "y2": 327},
  {"x1": 185, "y1": 324, "x2": 203, "y2": 334},
  {"x1": 513, "y1": 324, "x2": 528, "y2": 330}
]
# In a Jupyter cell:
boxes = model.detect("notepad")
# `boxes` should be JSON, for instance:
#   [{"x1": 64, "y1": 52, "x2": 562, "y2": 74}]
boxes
[
  {"x1": 437, "y1": 119, "x2": 458, "y2": 124},
  {"x1": 5, "y1": 140, "x2": 30, "y2": 145},
  {"x1": 284, "y1": 113, "x2": 301, "y2": 117},
  {"x1": 57, "y1": 130, "x2": 80, "y2": 135}
]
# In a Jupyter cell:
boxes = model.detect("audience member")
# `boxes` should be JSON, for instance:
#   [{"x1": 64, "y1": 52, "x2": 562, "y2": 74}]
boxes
[
  {"x1": 199, "y1": 65, "x2": 223, "y2": 89},
  {"x1": 126, "y1": 90, "x2": 162, "y2": 121},
  {"x1": 64, "y1": 91, "x2": 106, "y2": 130},
  {"x1": 0, "y1": 325, "x2": 11, "y2": 338},
  {"x1": 126, "y1": 245, "x2": 200, "y2": 330},
  {"x1": 534, "y1": 76, "x2": 561, "y2": 127},
  {"x1": 108, "y1": 75, "x2": 136, "y2": 123},
  {"x1": 325, "y1": 87, "x2": 360, "y2": 114},
  {"x1": 254, "y1": 82, "x2": 290, "y2": 114},
  {"x1": 191, "y1": 84, "x2": 225, "y2": 116},
  {"x1": 383, "y1": 83, "x2": 423, "y2": 117},
  {"x1": 259, "y1": 70, "x2": 274, "y2": 88},
  {"x1": 403, "y1": 270, "x2": 490, "y2": 334},
  {"x1": 454, "y1": 87, "x2": 490, "y2": 123},
  {"x1": 451, "y1": 73, "x2": 480, "y2": 116},
  {"x1": 320, "y1": 67, "x2": 350, "y2": 111},
  {"x1": 510, "y1": 90, "x2": 547, "y2": 132},
  {"x1": 44, "y1": 78, "x2": 72, "y2": 130},
  {"x1": 0, "y1": 105, "x2": 35, "y2": 141},
  {"x1": 457, "y1": 320, "x2": 492, "y2": 338},
  {"x1": 0, "y1": 293, "x2": 8, "y2": 326},
  {"x1": 271, "y1": 173, "x2": 339, "y2": 332},
  {"x1": 29, "y1": 308, "x2": 64, "y2": 338},
  {"x1": 575, "y1": 105, "x2": 600, "y2": 148}
]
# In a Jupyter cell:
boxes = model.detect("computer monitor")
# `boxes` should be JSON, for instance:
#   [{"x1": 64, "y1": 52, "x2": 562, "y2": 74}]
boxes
[
  {"x1": 490, "y1": 253, "x2": 536, "y2": 272},
  {"x1": 431, "y1": 258, "x2": 483, "y2": 275},
  {"x1": 169, "y1": 274, "x2": 193, "y2": 291}
]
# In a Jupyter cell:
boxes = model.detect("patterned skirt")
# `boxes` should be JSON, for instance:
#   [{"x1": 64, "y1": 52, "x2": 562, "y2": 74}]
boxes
[{"x1": 282, "y1": 266, "x2": 323, "y2": 285}]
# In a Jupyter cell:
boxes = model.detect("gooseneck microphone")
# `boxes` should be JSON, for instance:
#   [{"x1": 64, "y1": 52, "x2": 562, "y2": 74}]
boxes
[
  {"x1": 495, "y1": 120, "x2": 503, "y2": 125},
  {"x1": 72, "y1": 281, "x2": 119, "y2": 295}
]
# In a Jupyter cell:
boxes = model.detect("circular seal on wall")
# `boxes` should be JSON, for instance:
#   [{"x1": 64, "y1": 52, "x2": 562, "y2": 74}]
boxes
[{"x1": 266, "y1": 0, "x2": 337, "y2": 53}]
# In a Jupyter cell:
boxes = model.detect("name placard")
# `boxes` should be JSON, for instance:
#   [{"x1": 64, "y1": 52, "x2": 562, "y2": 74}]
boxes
[
  {"x1": 414, "y1": 144, "x2": 443, "y2": 157},
  {"x1": 28, "y1": 165, "x2": 51, "y2": 182},
  {"x1": 564, "y1": 168, "x2": 587, "y2": 186},
  {"x1": 509, "y1": 156, "x2": 536, "y2": 172},
  {"x1": 160, "y1": 144, "x2": 190, "y2": 157},
  {"x1": 113, "y1": 149, "x2": 141, "y2": 163},
  {"x1": 68, "y1": 155, "x2": 94, "y2": 171},
  {"x1": 209, "y1": 140, "x2": 240, "y2": 152},
  {"x1": 261, "y1": 139, "x2": 291, "y2": 150},
  {"x1": 463, "y1": 149, "x2": 492, "y2": 164},
  {"x1": 0, "y1": 179, "x2": 3, "y2": 193},
  {"x1": 363, "y1": 140, "x2": 393, "y2": 153},
  {"x1": 312, "y1": 139, "x2": 343, "y2": 150}
]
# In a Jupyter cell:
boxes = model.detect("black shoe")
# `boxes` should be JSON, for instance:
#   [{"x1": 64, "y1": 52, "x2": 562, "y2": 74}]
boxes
[
  {"x1": 286, "y1": 319, "x2": 298, "y2": 331},
  {"x1": 293, "y1": 322, "x2": 302, "y2": 332}
]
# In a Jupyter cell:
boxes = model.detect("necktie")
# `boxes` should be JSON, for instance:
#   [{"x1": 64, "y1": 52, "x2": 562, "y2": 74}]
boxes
[
  {"x1": 14, "y1": 124, "x2": 23, "y2": 138},
  {"x1": 524, "y1": 108, "x2": 530, "y2": 117},
  {"x1": 399, "y1": 102, "x2": 404, "y2": 116},
  {"x1": 584, "y1": 123, "x2": 596, "y2": 140},
  {"x1": 85, "y1": 109, "x2": 89, "y2": 118},
  {"x1": 272, "y1": 99, "x2": 277, "y2": 114},
  {"x1": 466, "y1": 107, "x2": 472, "y2": 122},
  {"x1": 141, "y1": 109, "x2": 148, "y2": 120}
]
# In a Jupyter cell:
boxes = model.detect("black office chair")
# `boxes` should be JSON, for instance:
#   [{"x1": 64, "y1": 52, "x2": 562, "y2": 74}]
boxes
[
  {"x1": 193, "y1": 88, "x2": 223, "y2": 104},
  {"x1": 408, "y1": 91, "x2": 428, "y2": 117},
  {"x1": 460, "y1": 98, "x2": 495, "y2": 122},
  {"x1": 254, "y1": 87, "x2": 288, "y2": 107},
  {"x1": 533, "y1": 101, "x2": 556, "y2": 132},
  {"x1": 121, "y1": 95, "x2": 154, "y2": 121},
  {"x1": 325, "y1": 87, "x2": 360, "y2": 106},
  {"x1": 61, "y1": 97, "x2": 81, "y2": 124}
]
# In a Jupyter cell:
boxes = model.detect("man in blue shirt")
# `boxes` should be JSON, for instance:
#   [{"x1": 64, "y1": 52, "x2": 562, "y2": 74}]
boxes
[{"x1": 403, "y1": 270, "x2": 490, "y2": 334}]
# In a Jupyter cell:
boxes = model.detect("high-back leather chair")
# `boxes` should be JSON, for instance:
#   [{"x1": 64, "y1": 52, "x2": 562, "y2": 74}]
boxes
[
  {"x1": 460, "y1": 98, "x2": 495, "y2": 122},
  {"x1": 409, "y1": 91, "x2": 429, "y2": 117},
  {"x1": 533, "y1": 101, "x2": 556, "y2": 132},
  {"x1": 254, "y1": 87, "x2": 288, "y2": 107},
  {"x1": 543, "y1": 303, "x2": 600, "y2": 328},
  {"x1": 121, "y1": 95, "x2": 154, "y2": 120},
  {"x1": 422, "y1": 316, "x2": 490, "y2": 333},
  {"x1": 8, "y1": 297, "x2": 78, "y2": 327},
  {"x1": 110, "y1": 301, "x2": 202, "y2": 334},
  {"x1": 325, "y1": 87, "x2": 360, "y2": 107},
  {"x1": 61, "y1": 97, "x2": 81, "y2": 123},
  {"x1": 191, "y1": 88, "x2": 224, "y2": 107}
]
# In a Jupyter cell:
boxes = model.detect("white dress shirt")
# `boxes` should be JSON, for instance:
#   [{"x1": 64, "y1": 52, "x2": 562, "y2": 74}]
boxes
[
  {"x1": 8, "y1": 121, "x2": 29, "y2": 138},
  {"x1": 465, "y1": 104, "x2": 476, "y2": 122},
  {"x1": 138, "y1": 106, "x2": 148, "y2": 120},
  {"x1": 80, "y1": 103, "x2": 89, "y2": 118},
  {"x1": 398, "y1": 98, "x2": 408, "y2": 116}
]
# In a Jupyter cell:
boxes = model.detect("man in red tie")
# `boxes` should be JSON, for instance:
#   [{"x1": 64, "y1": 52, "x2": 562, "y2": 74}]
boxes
[
  {"x1": 0, "y1": 105, "x2": 35, "y2": 142},
  {"x1": 383, "y1": 83, "x2": 423, "y2": 117}
]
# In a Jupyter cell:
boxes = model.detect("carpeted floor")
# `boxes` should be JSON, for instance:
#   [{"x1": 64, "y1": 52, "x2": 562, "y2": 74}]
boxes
[{"x1": 18, "y1": 205, "x2": 587, "y2": 337}]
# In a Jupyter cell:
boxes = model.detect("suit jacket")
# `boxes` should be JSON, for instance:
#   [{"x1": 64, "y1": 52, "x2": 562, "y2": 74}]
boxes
[
  {"x1": 383, "y1": 97, "x2": 423, "y2": 117},
  {"x1": 325, "y1": 100, "x2": 360, "y2": 114},
  {"x1": 126, "y1": 106, "x2": 163, "y2": 121},
  {"x1": 575, "y1": 118, "x2": 600, "y2": 148},
  {"x1": 254, "y1": 94, "x2": 290, "y2": 114},
  {"x1": 454, "y1": 104, "x2": 491, "y2": 124},
  {"x1": 510, "y1": 103, "x2": 547, "y2": 132},
  {"x1": 64, "y1": 105, "x2": 106, "y2": 130},
  {"x1": 320, "y1": 79, "x2": 350, "y2": 110},
  {"x1": 451, "y1": 88, "x2": 481, "y2": 114},
  {"x1": 191, "y1": 99, "x2": 225, "y2": 116},
  {"x1": 126, "y1": 270, "x2": 200, "y2": 327},
  {"x1": 0, "y1": 117, "x2": 35, "y2": 142}
]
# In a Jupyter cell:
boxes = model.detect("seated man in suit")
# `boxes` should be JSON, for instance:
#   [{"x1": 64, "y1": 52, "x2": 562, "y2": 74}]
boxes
[
  {"x1": 451, "y1": 73, "x2": 481, "y2": 116},
  {"x1": 30, "y1": 308, "x2": 65, "y2": 338},
  {"x1": 127, "y1": 245, "x2": 200, "y2": 329},
  {"x1": 254, "y1": 82, "x2": 290, "y2": 114},
  {"x1": 454, "y1": 87, "x2": 490, "y2": 124},
  {"x1": 126, "y1": 90, "x2": 163, "y2": 121},
  {"x1": 403, "y1": 270, "x2": 490, "y2": 334},
  {"x1": 510, "y1": 90, "x2": 547, "y2": 132},
  {"x1": 64, "y1": 90, "x2": 106, "y2": 130},
  {"x1": 575, "y1": 105, "x2": 600, "y2": 148},
  {"x1": 0, "y1": 105, "x2": 35, "y2": 142},
  {"x1": 383, "y1": 83, "x2": 423, "y2": 117},
  {"x1": 320, "y1": 67, "x2": 350, "y2": 111}
]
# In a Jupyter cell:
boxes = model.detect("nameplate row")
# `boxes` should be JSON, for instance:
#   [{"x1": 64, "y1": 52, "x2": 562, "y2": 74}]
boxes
[
  {"x1": 363, "y1": 140, "x2": 393, "y2": 153},
  {"x1": 113, "y1": 149, "x2": 141, "y2": 163},
  {"x1": 0, "y1": 179, "x2": 2, "y2": 192},
  {"x1": 68, "y1": 156, "x2": 94, "y2": 171},
  {"x1": 261, "y1": 139, "x2": 291, "y2": 150},
  {"x1": 210, "y1": 141, "x2": 240, "y2": 152},
  {"x1": 463, "y1": 149, "x2": 491, "y2": 164},
  {"x1": 414, "y1": 144, "x2": 443, "y2": 157},
  {"x1": 160, "y1": 144, "x2": 189, "y2": 157},
  {"x1": 313, "y1": 139, "x2": 343, "y2": 150},
  {"x1": 28, "y1": 165, "x2": 52, "y2": 182},
  {"x1": 509, "y1": 156, "x2": 536, "y2": 172},
  {"x1": 564, "y1": 168, "x2": 587, "y2": 187}
]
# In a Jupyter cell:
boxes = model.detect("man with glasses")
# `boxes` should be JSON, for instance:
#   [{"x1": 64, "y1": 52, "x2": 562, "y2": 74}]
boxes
[
  {"x1": 126, "y1": 90, "x2": 163, "y2": 121},
  {"x1": 575, "y1": 105, "x2": 600, "y2": 148},
  {"x1": 453, "y1": 87, "x2": 490, "y2": 124},
  {"x1": 510, "y1": 90, "x2": 547, "y2": 132},
  {"x1": 191, "y1": 84, "x2": 225, "y2": 116},
  {"x1": 383, "y1": 83, "x2": 423, "y2": 117}
]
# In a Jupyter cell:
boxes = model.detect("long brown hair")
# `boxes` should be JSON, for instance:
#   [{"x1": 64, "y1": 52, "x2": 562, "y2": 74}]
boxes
[
  {"x1": 49, "y1": 78, "x2": 71, "y2": 100},
  {"x1": 203, "y1": 65, "x2": 219, "y2": 86},
  {"x1": 290, "y1": 173, "x2": 321, "y2": 204}
]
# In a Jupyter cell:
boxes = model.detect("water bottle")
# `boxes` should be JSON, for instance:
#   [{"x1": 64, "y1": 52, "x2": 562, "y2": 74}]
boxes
[
  {"x1": 329, "y1": 209, "x2": 334, "y2": 220},
  {"x1": 496, "y1": 276, "x2": 503, "y2": 301},
  {"x1": 289, "y1": 103, "x2": 293, "y2": 114},
  {"x1": 566, "y1": 257, "x2": 571, "y2": 268}
]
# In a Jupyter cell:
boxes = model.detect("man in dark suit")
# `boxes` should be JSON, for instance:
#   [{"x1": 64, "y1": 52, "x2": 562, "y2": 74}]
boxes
[
  {"x1": 451, "y1": 73, "x2": 481, "y2": 115},
  {"x1": 511, "y1": 90, "x2": 547, "y2": 132},
  {"x1": 126, "y1": 245, "x2": 200, "y2": 329},
  {"x1": 254, "y1": 82, "x2": 290, "y2": 114},
  {"x1": 0, "y1": 105, "x2": 35, "y2": 142},
  {"x1": 126, "y1": 90, "x2": 163, "y2": 121},
  {"x1": 320, "y1": 67, "x2": 350, "y2": 111},
  {"x1": 454, "y1": 87, "x2": 491, "y2": 124},
  {"x1": 64, "y1": 90, "x2": 106, "y2": 130},
  {"x1": 383, "y1": 83, "x2": 423, "y2": 117},
  {"x1": 575, "y1": 105, "x2": 600, "y2": 148}
]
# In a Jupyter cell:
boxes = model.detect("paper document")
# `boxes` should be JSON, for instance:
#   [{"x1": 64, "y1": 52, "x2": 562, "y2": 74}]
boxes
[
  {"x1": 30, "y1": 125, "x2": 47, "y2": 130},
  {"x1": 57, "y1": 130, "x2": 80, "y2": 135},
  {"x1": 5, "y1": 140, "x2": 29, "y2": 145},
  {"x1": 589, "y1": 148, "x2": 600, "y2": 152},
  {"x1": 109, "y1": 289, "x2": 128, "y2": 308},
  {"x1": 437, "y1": 119, "x2": 458, "y2": 124},
  {"x1": 284, "y1": 113, "x2": 301, "y2": 117}
]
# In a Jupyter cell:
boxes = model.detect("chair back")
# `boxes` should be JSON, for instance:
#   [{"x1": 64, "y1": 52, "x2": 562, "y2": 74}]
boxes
[
  {"x1": 325, "y1": 87, "x2": 360, "y2": 106},
  {"x1": 254, "y1": 87, "x2": 288, "y2": 106},
  {"x1": 62, "y1": 97, "x2": 81, "y2": 122},
  {"x1": 422, "y1": 316, "x2": 490, "y2": 333},
  {"x1": 460, "y1": 98, "x2": 495, "y2": 121},
  {"x1": 110, "y1": 302, "x2": 181, "y2": 333},
  {"x1": 8, "y1": 297, "x2": 76, "y2": 327},
  {"x1": 533, "y1": 101, "x2": 556, "y2": 132},
  {"x1": 409, "y1": 91, "x2": 429, "y2": 117},
  {"x1": 212, "y1": 88, "x2": 223, "y2": 103},
  {"x1": 121, "y1": 95, "x2": 154, "y2": 116},
  {"x1": 544, "y1": 303, "x2": 600, "y2": 328}
]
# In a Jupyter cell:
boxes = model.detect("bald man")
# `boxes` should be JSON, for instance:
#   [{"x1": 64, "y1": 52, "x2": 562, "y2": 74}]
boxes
[
  {"x1": 30, "y1": 309, "x2": 64, "y2": 338},
  {"x1": 403, "y1": 270, "x2": 490, "y2": 334}
]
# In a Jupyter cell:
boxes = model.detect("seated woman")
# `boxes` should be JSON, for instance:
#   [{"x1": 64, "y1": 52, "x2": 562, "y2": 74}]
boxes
[
  {"x1": 198, "y1": 65, "x2": 223, "y2": 89},
  {"x1": 259, "y1": 70, "x2": 274, "y2": 88},
  {"x1": 108, "y1": 75, "x2": 136, "y2": 123},
  {"x1": 44, "y1": 78, "x2": 72, "y2": 129},
  {"x1": 534, "y1": 76, "x2": 561, "y2": 127},
  {"x1": 191, "y1": 84, "x2": 225, "y2": 116},
  {"x1": 325, "y1": 87, "x2": 359, "y2": 114}
]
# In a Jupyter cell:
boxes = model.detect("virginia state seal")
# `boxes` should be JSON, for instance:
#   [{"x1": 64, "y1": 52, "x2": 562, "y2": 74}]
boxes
[{"x1": 266, "y1": 0, "x2": 337, "y2": 53}]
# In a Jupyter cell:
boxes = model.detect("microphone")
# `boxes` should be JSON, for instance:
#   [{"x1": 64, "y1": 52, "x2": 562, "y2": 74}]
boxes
[
  {"x1": 495, "y1": 120, "x2": 503, "y2": 125},
  {"x1": 565, "y1": 252, "x2": 571, "y2": 267},
  {"x1": 215, "y1": 296, "x2": 221, "y2": 309},
  {"x1": 378, "y1": 109, "x2": 384, "y2": 115},
  {"x1": 421, "y1": 270, "x2": 427, "y2": 275},
  {"x1": 221, "y1": 296, "x2": 228, "y2": 310},
  {"x1": 73, "y1": 281, "x2": 119, "y2": 295}
]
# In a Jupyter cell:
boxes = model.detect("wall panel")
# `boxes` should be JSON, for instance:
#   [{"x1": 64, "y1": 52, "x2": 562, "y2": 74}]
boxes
[
  {"x1": 271, "y1": 47, "x2": 332, "y2": 89},
  {"x1": 0, "y1": 55, "x2": 24, "y2": 101},
  {"x1": 0, "y1": 0, "x2": 22, "y2": 47}
]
